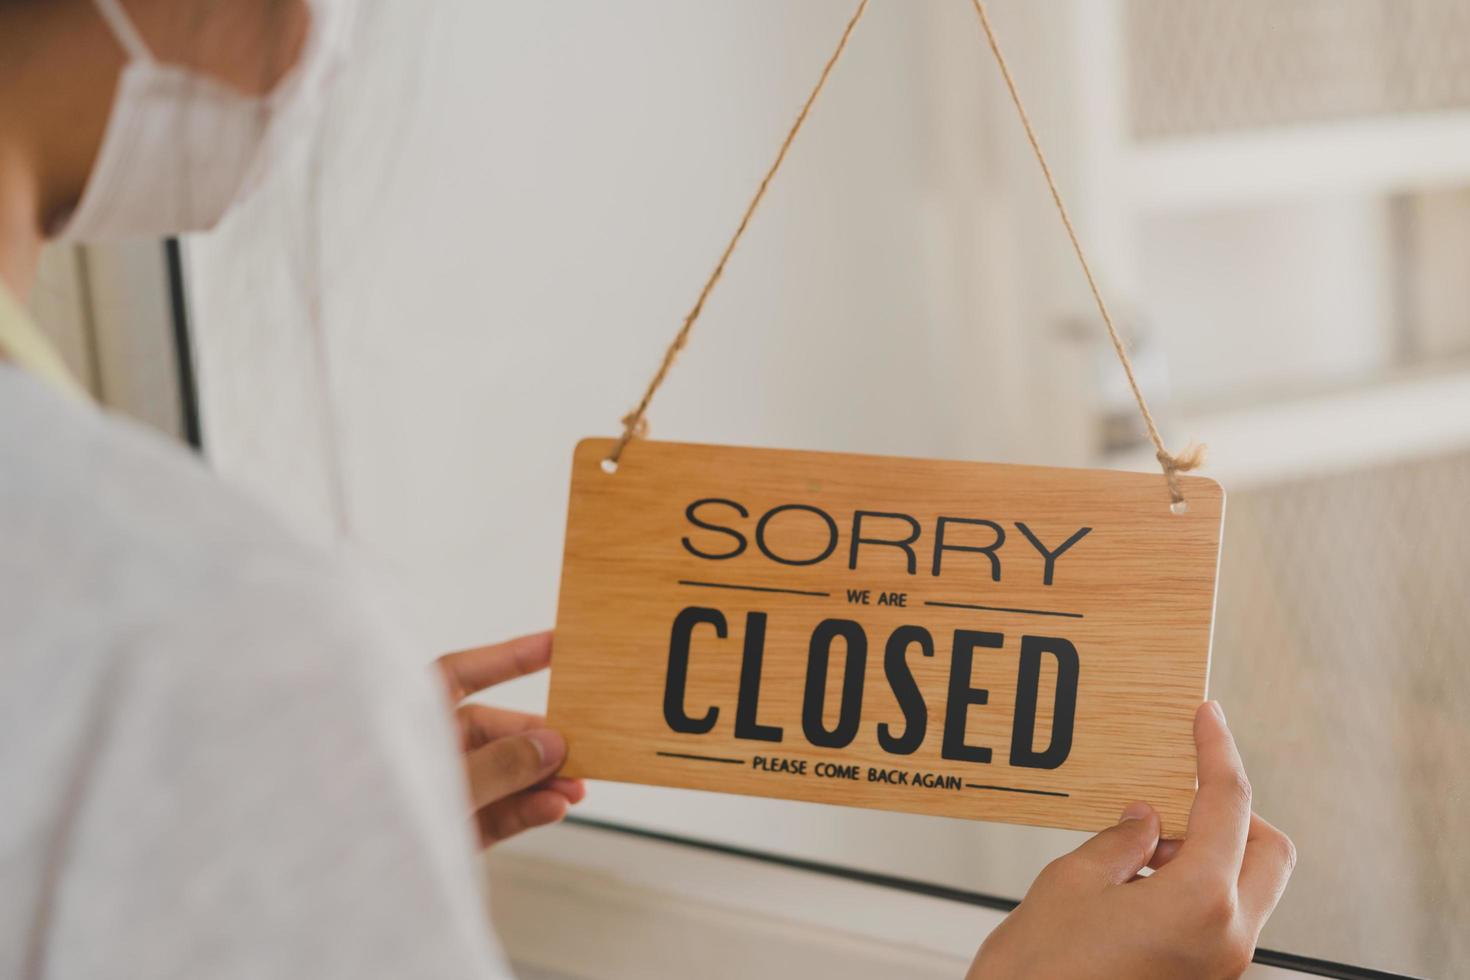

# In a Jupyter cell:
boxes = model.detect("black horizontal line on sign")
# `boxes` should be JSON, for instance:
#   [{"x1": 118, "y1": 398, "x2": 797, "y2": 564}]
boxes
[
  {"x1": 656, "y1": 751, "x2": 746, "y2": 765},
  {"x1": 678, "y1": 579, "x2": 830, "y2": 598},
  {"x1": 965, "y1": 783, "x2": 1070, "y2": 798},
  {"x1": 924, "y1": 599, "x2": 1084, "y2": 620}
]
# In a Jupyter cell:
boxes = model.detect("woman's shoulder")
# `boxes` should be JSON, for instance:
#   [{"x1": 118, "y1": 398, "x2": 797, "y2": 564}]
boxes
[
  {"x1": 0, "y1": 369, "x2": 402, "y2": 678},
  {"x1": 0, "y1": 379, "x2": 503, "y2": 980}
]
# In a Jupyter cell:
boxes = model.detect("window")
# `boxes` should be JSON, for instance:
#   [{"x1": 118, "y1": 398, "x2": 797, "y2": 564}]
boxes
[{"x1": 165, "y1": 2, "x2": 1461, "y2": 975}]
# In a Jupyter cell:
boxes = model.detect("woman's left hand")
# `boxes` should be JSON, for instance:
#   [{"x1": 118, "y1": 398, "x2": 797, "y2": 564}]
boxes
[{"x1": 436, "y1": 631, "x2": 586, "y2": 848}]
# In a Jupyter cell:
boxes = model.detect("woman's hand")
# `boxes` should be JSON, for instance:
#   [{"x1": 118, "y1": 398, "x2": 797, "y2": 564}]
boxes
[
  {"x1": 969, "y1": 702, "x2": 1295, "y2": 980},
  {"x1": 436, "y1": 631, "x2": 586, "y2": 848}
]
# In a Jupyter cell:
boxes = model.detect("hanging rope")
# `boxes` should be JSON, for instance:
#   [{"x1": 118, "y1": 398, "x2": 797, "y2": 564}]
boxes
[
  {"x1": 605, "y1": 0, "x2": 872, "y2": 469},
  {"x1": 608, "y1": 0, "x2": 1202, "y2": 507},
  {"x1": 965, "y1": 0, "x2": 1202, "y2": 505}
]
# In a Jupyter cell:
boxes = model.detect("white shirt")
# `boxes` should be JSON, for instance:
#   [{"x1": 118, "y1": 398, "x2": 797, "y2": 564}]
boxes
[{"x1": 0, "y1": 359, "x2": 511, "y2": 978}]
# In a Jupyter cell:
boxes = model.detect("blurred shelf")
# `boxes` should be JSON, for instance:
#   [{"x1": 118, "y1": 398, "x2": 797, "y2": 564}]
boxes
[
  {"x1": 489, "y1": 820, "x2": 1317, "y2": 979},
  {"x1": 489, "y1": 820, "x2": 987, "y2": 979},
  {"x1": 1103, "y1": 368, "x2": 1470, "y2": 489},
  {"x1": 1129, "y1": 110, "x2": 1470, "y2": 212}
]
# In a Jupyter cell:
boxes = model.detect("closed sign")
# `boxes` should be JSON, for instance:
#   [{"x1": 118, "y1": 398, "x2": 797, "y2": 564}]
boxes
[{"x1": 548, "y1": 438, "x2": 1224, "y2": 835}]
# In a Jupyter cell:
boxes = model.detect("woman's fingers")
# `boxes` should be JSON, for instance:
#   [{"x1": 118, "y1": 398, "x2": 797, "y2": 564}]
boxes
[
  {"x1": 1237, "y1": 812, "x2": 1297, "y2": 929},
  {"x1": 1147, "y1": 837, "x2": 1183, "y2": 870},
  {"x1": 474, "y1": 778, "x2": 586, "y2": 845},
  {"x1": 439, "y1": 631, "x2": 583, "y2": 845},
  {"x1": 541, "y1": 776, "x2": 588, "y2": 804},
  {"x1": 464, "y1": 728, "x2": 565, "y2": 810},
  {"x1": 476, "y1": 789, "x2": 571, "y2": 846},
  {"x1": 1069, "y1": 802, "x2": 1161, "y2": 886},
  {"x1": 438, "y1": 631, "x2": 553, "y2": 702},
  {"x1": 1175, "y1": 701, "x2": 1252, "y2": 878},
  {"x1": 456, "y1": 703, "x2": 545, "y2": 751}
]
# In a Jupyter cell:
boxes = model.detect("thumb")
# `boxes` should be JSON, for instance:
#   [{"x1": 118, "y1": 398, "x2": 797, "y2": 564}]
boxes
[{"x1": 1070, "y1": 802, "x2": 1161, "y2": 885}]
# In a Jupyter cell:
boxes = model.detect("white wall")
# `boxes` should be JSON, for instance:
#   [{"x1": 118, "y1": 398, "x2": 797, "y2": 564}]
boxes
[{"x1": 1138, "y1": 196, "x2": 1394, "y2": 408}]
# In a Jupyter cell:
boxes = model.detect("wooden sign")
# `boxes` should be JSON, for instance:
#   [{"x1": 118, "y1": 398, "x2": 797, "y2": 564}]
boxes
[{"x1": 548, "y1": 438, "x2": 1224, "y2": 835}]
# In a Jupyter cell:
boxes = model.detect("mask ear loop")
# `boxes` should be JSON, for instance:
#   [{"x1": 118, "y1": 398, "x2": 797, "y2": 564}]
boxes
[{"x1": 90, "y1": 0, "x2": 156, "y2": 63}]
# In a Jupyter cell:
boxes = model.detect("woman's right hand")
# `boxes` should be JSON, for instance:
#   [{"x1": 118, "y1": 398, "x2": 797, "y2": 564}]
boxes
[{"x1": 969, "y1": 702, "x2": 1295, "y2": 979}]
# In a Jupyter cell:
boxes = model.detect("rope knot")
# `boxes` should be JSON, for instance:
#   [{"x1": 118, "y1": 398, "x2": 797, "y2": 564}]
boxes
[
  {"x1": 620, "y1": 411, "x2": 650, "y2": 439},
  {"x1": 1155, "y1": 442, "x2": 1207, "y2": 505},
  {"x1": 605, "y1": 410, "x2": 651, "y2": 467}
]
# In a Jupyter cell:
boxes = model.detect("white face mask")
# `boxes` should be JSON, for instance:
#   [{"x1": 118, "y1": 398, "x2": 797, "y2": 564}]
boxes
[{"x1": 56, "y1": 0, "x2": 353, "y2": 242}]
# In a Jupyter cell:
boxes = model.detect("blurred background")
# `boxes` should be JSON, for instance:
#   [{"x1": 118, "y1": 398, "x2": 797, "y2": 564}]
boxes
[{"x1": 26, "y1": 1, "x2": 1468, "y2": 976}]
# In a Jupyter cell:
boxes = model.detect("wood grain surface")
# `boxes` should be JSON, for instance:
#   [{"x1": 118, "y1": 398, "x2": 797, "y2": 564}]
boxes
[{"x1": 548, "y1": 438, "x2": 1225, "y2": 836}]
